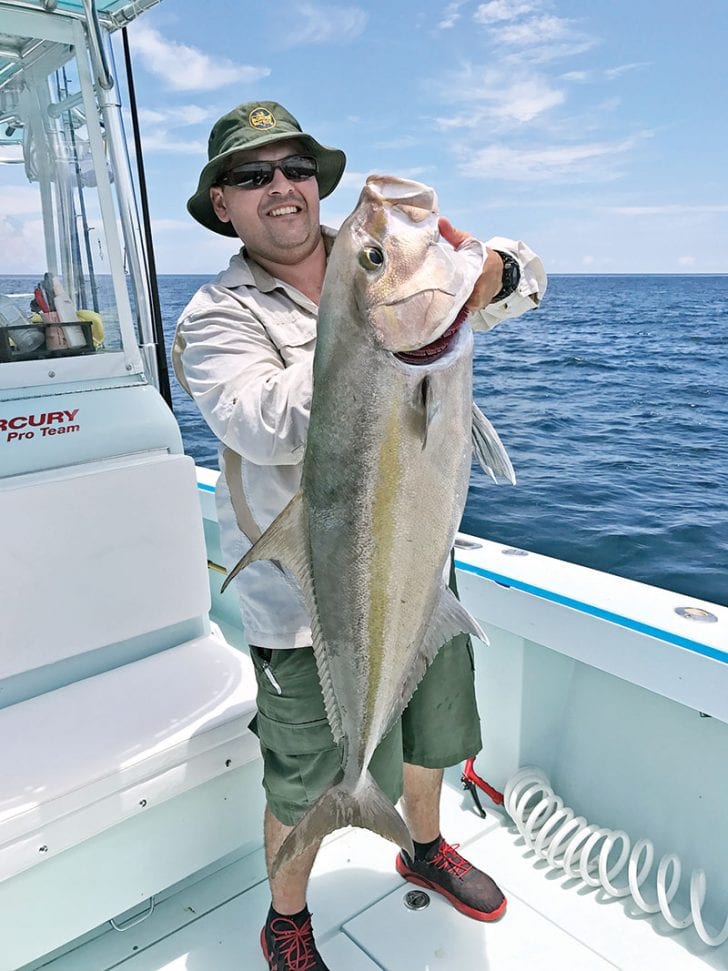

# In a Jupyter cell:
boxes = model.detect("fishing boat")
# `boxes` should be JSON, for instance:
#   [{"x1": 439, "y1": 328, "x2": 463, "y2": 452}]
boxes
[{"x1": 1, "y1": 2, "x2": 726, "y2": 969}]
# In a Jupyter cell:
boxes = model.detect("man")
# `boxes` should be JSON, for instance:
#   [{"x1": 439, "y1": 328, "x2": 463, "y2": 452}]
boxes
[{"x1": 174, "y1": 101, "x2": 546, "y2": 971}]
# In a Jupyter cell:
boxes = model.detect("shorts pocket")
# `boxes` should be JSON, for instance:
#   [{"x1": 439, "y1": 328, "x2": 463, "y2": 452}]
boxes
[
  {"x1": 251, "y1": 710, "x2": 342, "y2": 824},
  {"x1": 252, "y1": 708, "x2": 336, "y2": 755}
]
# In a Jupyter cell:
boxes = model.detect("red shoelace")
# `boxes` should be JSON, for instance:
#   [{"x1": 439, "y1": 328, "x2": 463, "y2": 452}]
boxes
[
  {"x1": 267, "y1": 915, "x2": 318, "y2": 971},
  {"x1": 430, "y1": 841, "x2": 473, "y2": 879}
]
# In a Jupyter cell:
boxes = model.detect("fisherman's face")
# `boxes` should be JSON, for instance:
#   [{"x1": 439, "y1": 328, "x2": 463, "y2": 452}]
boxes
[{"x1": 209, "y1": 139, "x2": 322, "y2": 266}]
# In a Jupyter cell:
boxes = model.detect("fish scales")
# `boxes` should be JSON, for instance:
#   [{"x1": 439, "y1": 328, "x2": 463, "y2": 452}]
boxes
[
  {"x1": 222, "y1": 176, "x2": 506, "y2": 873},
  {"x1": 305, "y1": 347, "x2": 474, "y2": 768}
]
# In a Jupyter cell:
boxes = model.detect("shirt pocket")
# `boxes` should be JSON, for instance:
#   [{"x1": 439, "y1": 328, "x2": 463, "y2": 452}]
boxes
[{"x1": 261, "y1": 310, "x2": 316, "y2": 365}]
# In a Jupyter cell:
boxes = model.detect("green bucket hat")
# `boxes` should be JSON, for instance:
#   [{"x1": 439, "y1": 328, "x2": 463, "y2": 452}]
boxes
[{"x1": 187, "y1": 100, "x2": 347, "y2": 237}]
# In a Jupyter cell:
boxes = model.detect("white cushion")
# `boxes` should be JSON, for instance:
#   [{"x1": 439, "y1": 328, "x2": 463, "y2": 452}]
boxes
[
  {"x1": 0, "y1": 635, "x2": 260, "y2": 882},
  {"x1": 0, "y1": 453, "x2": 211, "y2": 679}
]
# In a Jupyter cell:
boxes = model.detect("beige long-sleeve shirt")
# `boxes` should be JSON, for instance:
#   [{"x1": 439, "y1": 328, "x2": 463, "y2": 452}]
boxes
[{"x1": 173, "y1": 227, "x2": 547, "y2": 648}]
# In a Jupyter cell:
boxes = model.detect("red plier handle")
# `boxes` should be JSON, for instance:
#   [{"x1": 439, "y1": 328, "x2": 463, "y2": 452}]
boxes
[
  {"x1": 34, "y1": 286, "x2": 50, "y2": 314},
  {"x1": 461, "y1": 758, "x2": 504, "y2": 818}
]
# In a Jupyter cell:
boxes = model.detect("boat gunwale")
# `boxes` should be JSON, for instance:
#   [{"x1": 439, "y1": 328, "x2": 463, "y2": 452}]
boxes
[{"x1": 195, "y1": 465, "x2": 726, "y2": 659}]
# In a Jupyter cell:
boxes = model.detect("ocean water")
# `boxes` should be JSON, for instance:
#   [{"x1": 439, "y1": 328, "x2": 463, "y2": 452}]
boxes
[
  {"x1": 161, "y1": 273, "x2": 727, "y2": 609},
  {"x1": 160, "y1": 275, "x2": 728, "y2": 605},
  {"x1": 3, "y1": 273, "x2": 724, "y2": 607}
]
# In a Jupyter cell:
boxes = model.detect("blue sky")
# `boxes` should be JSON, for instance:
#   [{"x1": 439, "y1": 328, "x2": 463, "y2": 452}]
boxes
[{"x1": 120, "y1": 0, "x2": 728, "y2": 275}]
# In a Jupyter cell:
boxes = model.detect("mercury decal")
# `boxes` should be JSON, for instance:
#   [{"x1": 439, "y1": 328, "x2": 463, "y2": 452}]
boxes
[{"x1": 1, "y1": 409, "x2": 80, "y2": 443}]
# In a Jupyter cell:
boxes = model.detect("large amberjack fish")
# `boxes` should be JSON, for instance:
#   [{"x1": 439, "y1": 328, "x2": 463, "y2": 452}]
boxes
[{"x1": 222, "y1": 175, "x2": 514, "y2": 872}]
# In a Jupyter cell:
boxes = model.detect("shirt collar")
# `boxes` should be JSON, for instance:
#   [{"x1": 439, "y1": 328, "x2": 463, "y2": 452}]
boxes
[{"x1": 216, "y1": 226, "x2": 337, "y2": 313}]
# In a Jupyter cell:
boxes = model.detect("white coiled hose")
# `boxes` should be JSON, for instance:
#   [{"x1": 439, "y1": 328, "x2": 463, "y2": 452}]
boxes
[{"x1": 504, "y1": 767, "x2": 728, "y2": 947}]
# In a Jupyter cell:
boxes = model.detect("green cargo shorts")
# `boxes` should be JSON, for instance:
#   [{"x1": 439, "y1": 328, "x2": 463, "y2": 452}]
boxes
[{"x1": 248, "y1": 567, "x2": 482, "y2": 826}]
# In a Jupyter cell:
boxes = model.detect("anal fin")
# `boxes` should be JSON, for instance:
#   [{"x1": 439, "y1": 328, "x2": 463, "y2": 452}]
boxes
[{"x1": 382, "y1": 588, "x2": 489, "y2": 739}]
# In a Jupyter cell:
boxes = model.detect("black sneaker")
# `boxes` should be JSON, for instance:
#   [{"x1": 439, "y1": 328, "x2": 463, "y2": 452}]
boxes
[
  {"x1": 260, "y1": 910, "x2": 330, "y2": 971},
  {"x1": 396, "y1": 839, "x2": 507, "y2": 922}
]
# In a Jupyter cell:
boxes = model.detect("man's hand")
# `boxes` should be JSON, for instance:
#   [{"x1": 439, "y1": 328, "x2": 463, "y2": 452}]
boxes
[{"x1": 439, "y1": 217, "x2": 504, "y2": 312}]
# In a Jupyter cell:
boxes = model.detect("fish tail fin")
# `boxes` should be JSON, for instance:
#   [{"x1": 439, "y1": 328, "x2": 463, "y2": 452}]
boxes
[{"x1": 271, "y1": 773, "x2": 413, "y2": 877}]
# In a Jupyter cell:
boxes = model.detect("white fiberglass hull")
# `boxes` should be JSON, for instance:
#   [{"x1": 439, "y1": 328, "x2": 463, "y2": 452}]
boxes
[{"x1": 10, "y1": 466, "x2": 728, "y2": 971}]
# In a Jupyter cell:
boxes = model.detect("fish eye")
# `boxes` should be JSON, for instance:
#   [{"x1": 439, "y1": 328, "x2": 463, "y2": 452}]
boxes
[{"x1": 359, "y1": 246, "x2": 384, "y2": 271}]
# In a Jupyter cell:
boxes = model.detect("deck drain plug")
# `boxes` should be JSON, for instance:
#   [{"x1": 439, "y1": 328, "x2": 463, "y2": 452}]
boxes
[{"x1": 404, "y1": 890, "x2": 430, "y2": 911}]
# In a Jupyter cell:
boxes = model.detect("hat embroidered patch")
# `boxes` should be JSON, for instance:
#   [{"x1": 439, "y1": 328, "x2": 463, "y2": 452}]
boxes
[{"x1": 249, "y1": 107, "x2": 276, "y2": 130}]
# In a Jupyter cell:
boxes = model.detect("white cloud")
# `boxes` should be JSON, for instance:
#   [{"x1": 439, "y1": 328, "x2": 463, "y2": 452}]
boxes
[
  {"x1": 395, "y1": 166, "x2": 432, "y2": 180},
  {"x1": 677, "y1": 255, "x2": 696, "y2": 267},
  {"x1": 130, "y1": 24, "x2": 270, "y2": 91},
  {"x1": 152, "y1": 227, "x2": 242, "y2": 274},
  {"x1": 0, "y1": 185, "x2": 41, "y2": 216},
  {"x1": 137, "y1": 105, "x2": 217, "y2": 127},
  {"x1": 473, "y1": 3, "x2": 597, "y2": 65},
  {"x1": 436, "y1": 67, "x2": 564, "y2": 127},
  {"x1": 339, "y1": 170, "x2": 371, "y2": 188},
  {"x1": 502, "y1": 78, "x2": 565, "y2": 120},
  {"x1": 608, "y1": 204, "x2": 728, "y2": 215},
  {"x1": 604, "y1": 62, "x2": 650, "y2": 80},
  {"x1": 140, "y1": 132, "x2": 208, "y2": 155},
  {"x1": 438, "y1": 1, "x2": 468, "y2": 29},
  {"x1": 505, "y1": 37, "x2": 597, "y2": 66},
  {"x1": 152, "y1": 218, "x2": 199, "y2": 233},
  {"x1": 429, "y1": 4, "x2": 655, "y2": 190},
  {"x1": 561, "y1": 64, "x2": 648, "y2": 84},
  {"x1": 595, "y1": 96, "x2": 621, "y2": 115},
  {"x1": 0, "y1": 215, "x2": 47, "y2": 273},
  {"x1": 495, "y1": 14, "x2": 577, "y2": 47},
  {"x1": 474, "y1": 1, "x2": 537, "y2": 23},
  {"x1": 447, "y1": 0, "x2": 596, "y2": 144},
  {"x1": 125, "y1": 105, "x2": 217, "y2": 157},
  {"x1": 455, "y1": 133, "x2": 650, "y2": 182},
  {"x1": 282, "y1": 4, "x2": 368, "y2": 47}
]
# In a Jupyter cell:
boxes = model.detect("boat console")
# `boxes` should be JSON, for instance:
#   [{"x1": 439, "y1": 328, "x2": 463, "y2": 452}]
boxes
[{"x1": 0, "y1": 5, "x2": 262, "y2": 968}]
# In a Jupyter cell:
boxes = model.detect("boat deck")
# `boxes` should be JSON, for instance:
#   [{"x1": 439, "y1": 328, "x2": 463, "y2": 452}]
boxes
[{"x1": 35, "y1": 777, "x2": 728, "y2": 971}]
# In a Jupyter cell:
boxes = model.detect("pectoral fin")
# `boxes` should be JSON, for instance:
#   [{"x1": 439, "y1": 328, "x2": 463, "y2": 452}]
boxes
[
  {"x1": 471, "y1": 402, "x2": 516, "y2": 484},
  {"x1": 419, "y1": 375, "x2": 441, "y2": 450}
]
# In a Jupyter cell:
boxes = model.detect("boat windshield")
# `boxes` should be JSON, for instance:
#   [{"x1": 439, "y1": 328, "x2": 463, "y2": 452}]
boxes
[{"x1": 0, "y1": 5, "x2": 142, "y2": 382}]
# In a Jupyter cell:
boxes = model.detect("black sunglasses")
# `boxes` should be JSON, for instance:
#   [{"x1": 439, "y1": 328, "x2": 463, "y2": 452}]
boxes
[{"x1": 219, "y1": 154, "x2": 319, "y2": 190}]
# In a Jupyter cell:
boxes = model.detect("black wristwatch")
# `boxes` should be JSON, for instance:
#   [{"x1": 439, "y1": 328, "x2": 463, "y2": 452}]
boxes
[{"x1": 490, "y1": 250, "x2": 521, "y2": 303}]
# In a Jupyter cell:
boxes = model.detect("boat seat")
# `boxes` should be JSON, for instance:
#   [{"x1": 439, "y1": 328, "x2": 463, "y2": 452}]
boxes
[{"x1": 0, "y1": 634, "x2": 260, "y2": 884}]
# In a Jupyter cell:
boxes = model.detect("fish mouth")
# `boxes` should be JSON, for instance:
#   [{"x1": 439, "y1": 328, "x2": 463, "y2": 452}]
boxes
[{"x1": 393, "y1": 305, "x2": 469, "y2": 366}]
